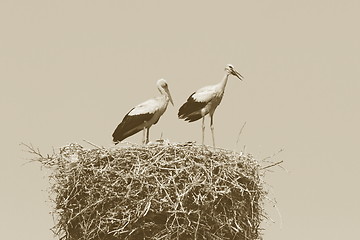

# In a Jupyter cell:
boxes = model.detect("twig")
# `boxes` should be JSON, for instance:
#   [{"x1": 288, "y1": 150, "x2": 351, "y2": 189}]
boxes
[
  {"x1": 261, "y1": 160, "x2": 284, "y2": 170},
  {"x1": 20, "y1": 142, "x2": 43, "y2": 158},
  {"x1": 236, "y1": 121, "x2": 247, "y2": 146},
  {"x1": 82, "y1": 139, "x2": 102, "y2": 149},
  {"x1": 262, "y1": 148, "x2": 284, "y2": 161},
  {"x1": 274, "y1": 201, "x2": 283, "y2": 229}
]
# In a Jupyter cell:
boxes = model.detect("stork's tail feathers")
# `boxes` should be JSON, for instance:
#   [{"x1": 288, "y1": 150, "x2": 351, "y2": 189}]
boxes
[
  {"x1": 112, "y1": 122, "x2": 132, "y2": 143},
  {"x1": 112, "y1": 125, "x2": 141, "y2": 143},
  {"x1": 112, "y1": 111, "x2": 154, "y2": 144},
  {"x1": 178, "y1": 102, "x2": 203, "y2": 122}
]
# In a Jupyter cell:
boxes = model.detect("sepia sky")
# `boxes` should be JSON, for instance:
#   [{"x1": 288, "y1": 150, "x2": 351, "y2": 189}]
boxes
[{"x1": 1, "y1": 1, "x2": 359, "y2": 239}]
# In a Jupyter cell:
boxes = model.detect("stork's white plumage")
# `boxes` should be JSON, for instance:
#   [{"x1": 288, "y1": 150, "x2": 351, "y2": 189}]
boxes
[
  {"x1": 112, "y1": 79, "x2": 173, "y2": 144},
  {"x1": 178, "y1": 64, "x2": 243, "y2": 148}
]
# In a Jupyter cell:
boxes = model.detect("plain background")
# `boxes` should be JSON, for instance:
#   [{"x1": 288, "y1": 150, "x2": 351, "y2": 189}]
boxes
[{"x1": 1, "y1": 1, "x2": 359, "y2": 239}]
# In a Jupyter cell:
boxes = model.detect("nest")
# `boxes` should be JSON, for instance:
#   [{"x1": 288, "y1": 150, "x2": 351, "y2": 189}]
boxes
[{"x1": 35, "y1": 142, "x2": 267, "y2": 240}]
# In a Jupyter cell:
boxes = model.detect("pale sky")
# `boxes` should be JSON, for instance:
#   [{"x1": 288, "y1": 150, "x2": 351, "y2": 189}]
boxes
[{"x1": 1, "y1": 1, "x2": 359, "y2": 239}]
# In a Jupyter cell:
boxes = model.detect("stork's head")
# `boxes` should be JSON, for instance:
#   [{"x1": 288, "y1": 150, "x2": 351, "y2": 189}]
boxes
[
  {"x1": 157, "y1": 79, "x2": 174, "y2": 106},
  {"x1": 225, "y1": 64, "x2": 243, "y2": 80}
]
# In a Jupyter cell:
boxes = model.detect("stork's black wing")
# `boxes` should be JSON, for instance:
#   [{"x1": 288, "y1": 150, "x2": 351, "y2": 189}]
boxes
[
  {"x1": 112, "y1": 109, "x2": 154, "y2": 143},
  {"x1": 178, "y1": 92, "x2": 208, "y2": 122}
]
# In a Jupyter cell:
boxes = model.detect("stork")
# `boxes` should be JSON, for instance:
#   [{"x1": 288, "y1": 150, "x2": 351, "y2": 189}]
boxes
[
  {"x1": 112, "y1": 79, "x2": 173, "y2": 144},
  {"x1": 178, "y1": 64, "x2": 243, "y2": 148}
]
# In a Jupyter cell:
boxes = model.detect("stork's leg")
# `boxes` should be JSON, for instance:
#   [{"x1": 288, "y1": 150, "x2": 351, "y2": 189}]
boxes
[
  {"x1": 142, "y1": 127, "x2": 146, "y2": 145},
  {"x1": 210, "y1": 114, "x2": 215, "y2": 149},
  {"x1": 202, "y1": 116, "x2": 205, "y2": 146},
  {"x1": 146, "y1": 127, "x2": 150, "y2": 144}
]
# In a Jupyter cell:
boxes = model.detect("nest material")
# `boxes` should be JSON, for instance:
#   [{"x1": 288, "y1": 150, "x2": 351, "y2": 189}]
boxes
[{"x1": 38, "y1": 142, "x2": 266, "y2": 240}]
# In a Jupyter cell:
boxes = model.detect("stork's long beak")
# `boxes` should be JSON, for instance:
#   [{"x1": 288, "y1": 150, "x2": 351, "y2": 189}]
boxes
[
  {"x1": 232, "y1": 69, "x2": 244, "y2": 81},
  {"x1": 166, "y1": 88, "x2": 174, "y2": 106}
]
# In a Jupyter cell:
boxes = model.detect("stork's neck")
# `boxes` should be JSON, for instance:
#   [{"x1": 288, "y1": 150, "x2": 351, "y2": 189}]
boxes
[
  {"x1": 158, "y1": 87, "x2": 169, "y2": 101},
  {"x1": 218, "y1": 73, "x2": 230, "y2": 92},
  {"x1": 158, "y1": 87, "x2": 166, "y2": 96}
]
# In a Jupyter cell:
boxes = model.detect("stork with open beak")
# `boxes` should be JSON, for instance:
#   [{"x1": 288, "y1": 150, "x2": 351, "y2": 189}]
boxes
[
  {"x1": 112, "y1": 79, "x2": 174, "y2": 144},
  {"x1": 178, "y1": 64, "x2": 243, "y2": 148}
]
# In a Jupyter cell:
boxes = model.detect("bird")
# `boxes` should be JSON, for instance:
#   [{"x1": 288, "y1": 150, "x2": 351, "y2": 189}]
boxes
[
  {"x1": 178, "y1": 64, "x2": 243, "y2": 148},
  {"x1": 112, "y1": 79, "x2": 174, "y2": 144}
]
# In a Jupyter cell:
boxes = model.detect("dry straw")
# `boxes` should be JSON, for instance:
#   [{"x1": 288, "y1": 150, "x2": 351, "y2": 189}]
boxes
[{"x1": 30, "y1": 141, "x2": 269, "y2": 240}]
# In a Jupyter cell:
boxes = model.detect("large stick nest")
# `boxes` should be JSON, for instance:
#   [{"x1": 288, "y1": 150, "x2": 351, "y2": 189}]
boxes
[{"x1": 36, "y1": 142, "x2": 267, "y2": 240}]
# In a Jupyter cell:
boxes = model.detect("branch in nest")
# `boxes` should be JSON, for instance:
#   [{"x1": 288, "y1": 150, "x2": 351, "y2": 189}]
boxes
[
  {"x1": 20, "y1": 142, "x2": 44, "y2": 159},
  {"x1": 261, "y1": 160, "x2": 284, "y2": 170}
]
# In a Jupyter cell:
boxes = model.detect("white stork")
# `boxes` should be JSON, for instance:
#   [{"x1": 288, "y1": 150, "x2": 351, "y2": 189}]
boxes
[
  {"x1": 112, "y1": 79, "x2": 173, "y2": 144},
  {"x1": 178, "y1": 64, "x2": 243, "y2": 147}
]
